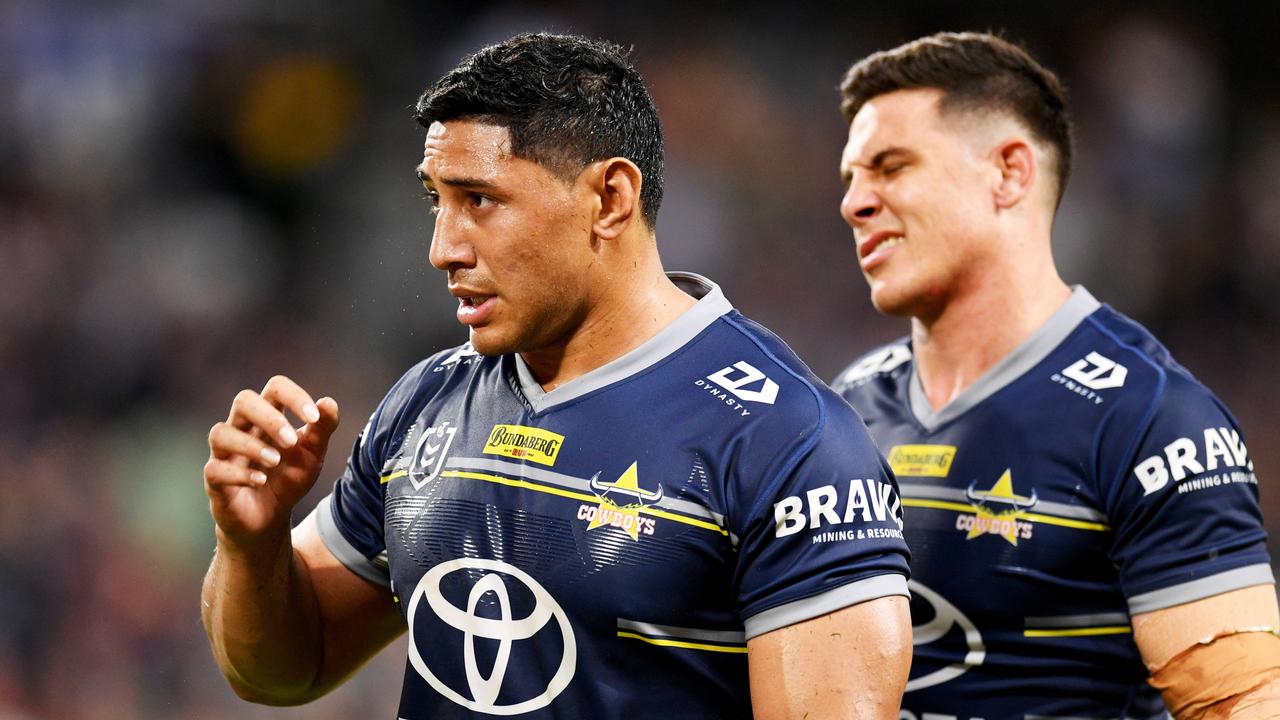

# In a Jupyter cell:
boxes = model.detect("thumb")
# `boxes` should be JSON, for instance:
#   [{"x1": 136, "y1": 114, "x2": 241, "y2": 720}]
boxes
[{"x1": 299, "y1": 396, "x2": 341, "y2": 453}]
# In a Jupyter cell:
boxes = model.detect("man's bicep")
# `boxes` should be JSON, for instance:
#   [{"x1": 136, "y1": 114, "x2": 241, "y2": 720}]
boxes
[
  {"x1": 747, "y1": 594, "x2": 911, "y2": 720},
  {"x1": 1132, "y1": 585, "x2": 1280, "y2": 717},
  {"x1": 1132, "y1": 584, "x2": 1279, "y2": 669},
  {"x1": 293, "y1": 511, "x2": 405, "y2": 694}
]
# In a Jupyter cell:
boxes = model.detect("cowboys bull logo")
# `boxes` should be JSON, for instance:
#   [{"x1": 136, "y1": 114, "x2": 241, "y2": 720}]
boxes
[
  {"x1": 576, "y1": 462, "x2": 662, "y2": 540},
  {"x1": 409, "y1": 421, "x2": 457, "y2": 490},
  {"x1": 958, "y1": 469, "x2": 1037, "y2": 545}
]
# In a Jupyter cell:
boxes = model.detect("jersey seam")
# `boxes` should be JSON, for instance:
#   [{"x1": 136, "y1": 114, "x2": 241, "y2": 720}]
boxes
[
  {"x1": 381, "y1": 356, "x2": 456, "y2": 492},
  {"x1": 1125, "y1": 554, "x2": 1272, "y2": 600},
  {"x1": 737, "y1": 566, "x2": 906, "y2": 622},
  {"x1": 345, "y1": 350, "x2": 459, "y2": 553},
  {"x1": 1085, "y1": 315, "x2": 1169, "y2": 515},
  {"x1": 741, "y1": 569, "x2": 908, "y2": 634},
  {"x1": 719, "y1": 314, "x2": 827, "y2": 527},
  {"x1": 830, "y1": 336, "x2": 910, "y2": 391},
  {"x1": 516, "y1": 323, "x2": 722, "y2": 418}
]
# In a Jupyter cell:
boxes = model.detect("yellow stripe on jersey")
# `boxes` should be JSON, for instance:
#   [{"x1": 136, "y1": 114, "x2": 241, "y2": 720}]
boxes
[
  {"x1": 440, "y1": 470, "x2": 729, "y2": 536},
  {"x1": 1024, "y1": 626, "x2": 1132, "y2": 638},
  {"x1": 901, "y1": 498, "x2": 1110, "y2": 532},
  {"x1": 617, "y1": 631, "x2": 749, "y2": 653}
]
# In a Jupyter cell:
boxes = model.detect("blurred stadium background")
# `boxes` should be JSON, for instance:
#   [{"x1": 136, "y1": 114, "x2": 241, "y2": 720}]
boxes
[{"x1": 1, "y1": 1, "x2": 1277, "y2": 717}]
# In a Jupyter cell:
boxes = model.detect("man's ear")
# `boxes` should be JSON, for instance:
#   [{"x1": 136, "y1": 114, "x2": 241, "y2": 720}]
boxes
[
  {"x1": 589, "y1": 157, "x2": 644, "y2": 239},
  {"x1": 991, "y1": 137, "x2": 1037, "y2": 210}
]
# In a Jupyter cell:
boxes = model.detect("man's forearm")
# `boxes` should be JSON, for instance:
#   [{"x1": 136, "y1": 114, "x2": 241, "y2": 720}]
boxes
[{"x1": 201, "y1": 527, "x2": 324, "y2": 705}]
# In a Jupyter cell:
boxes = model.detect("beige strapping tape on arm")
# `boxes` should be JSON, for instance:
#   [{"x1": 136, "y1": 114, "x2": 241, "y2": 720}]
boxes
[{"x1": 1148, "y1": 629, "x2": 1280, "y2": 719}]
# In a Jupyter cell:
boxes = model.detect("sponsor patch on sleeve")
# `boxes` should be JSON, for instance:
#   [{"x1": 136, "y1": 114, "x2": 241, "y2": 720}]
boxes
[{"x1": 1133, "y1": 427, "x2": 1255, "y2": 495}]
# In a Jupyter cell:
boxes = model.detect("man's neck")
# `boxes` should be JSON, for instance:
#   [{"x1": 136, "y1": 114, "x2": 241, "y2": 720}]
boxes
[
  {"x1": 521, "y1": 263, "x2": 696, "y2": 392},
  {"x1": 912, "y1": 259, "x2": 1071, "y2": 412}
]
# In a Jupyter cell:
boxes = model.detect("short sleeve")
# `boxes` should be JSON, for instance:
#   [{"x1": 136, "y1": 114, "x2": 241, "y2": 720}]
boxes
[
  {"x1": 733, "y1": 395, "x2": 911, "y2": 640},
  {"x1": 1103, "y1": 375, "x2": 1271, "y2": 614},
  {"x1": 314, "y1": 361, "x2": 431, "y2": 587}
]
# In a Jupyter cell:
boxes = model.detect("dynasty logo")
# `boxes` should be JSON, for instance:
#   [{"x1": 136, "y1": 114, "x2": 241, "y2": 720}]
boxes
[
  {"x1": 483, "y1": 425, "x2": 564, "y2": 467},
  {"x1": 576, "y1": 462, "x2": 661, "y2": 540},
  {"x1": 432, "y1": 343, "x2": 481, "y2": 373},
  {"x1": 958, "y1": 469, "x2": 1037, "y2": 545}
]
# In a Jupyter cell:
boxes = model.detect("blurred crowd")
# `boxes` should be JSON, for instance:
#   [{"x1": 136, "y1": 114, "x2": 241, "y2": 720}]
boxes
[{"x1": 1, "y1": 1, "x2": 1276, "y2": 717}]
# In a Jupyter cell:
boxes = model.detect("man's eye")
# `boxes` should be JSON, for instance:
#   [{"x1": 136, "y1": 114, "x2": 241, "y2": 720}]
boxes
[
  {"x1": 469, "y1": 194, "x2": 492, "y2": 208},
  {"x1": 883, "y1": 164, "x2": 905, "y2": 176},
  {"x1": 422, "y1": 191, "x2": 440, "y2": 214}
]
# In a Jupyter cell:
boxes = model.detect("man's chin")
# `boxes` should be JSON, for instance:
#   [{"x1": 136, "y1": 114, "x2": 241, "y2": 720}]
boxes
[
  {"x1": 868, "y1": 284, "x2": 912, "y2": 317},
  {"x1": 870, "y1": 284, "x2": 943, "y2": 321},
  {"x1": 467, "y1": 328, "x2": 511, "y2": 356}
]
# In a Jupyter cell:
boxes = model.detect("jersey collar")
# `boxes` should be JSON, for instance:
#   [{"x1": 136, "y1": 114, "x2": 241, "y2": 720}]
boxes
[
  {"x1": 513, "y1": 272, "x2": 733, "y2": 413},
  {"x1": 907, "y1": 285, "x2": 1102, "y2": 432}
]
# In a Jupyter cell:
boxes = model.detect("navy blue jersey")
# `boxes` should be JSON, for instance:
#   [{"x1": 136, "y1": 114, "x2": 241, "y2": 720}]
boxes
[
  {"x1": 834, "y1": 287, "x2": 1272, "y2": 720},
  {"x1": 315, "y1": 273, "x2": 910, "y2": 719}
]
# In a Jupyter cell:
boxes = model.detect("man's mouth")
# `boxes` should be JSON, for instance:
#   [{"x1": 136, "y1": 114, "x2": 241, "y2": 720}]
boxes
[
  {"x1": 452, "y1": 290, "x2": 496, "y2": 326},
  {"x1": 860, "y1": 233, "x2": 904, "y2": 259},
  {"x1": 870, "y1": 235, "x2": 904, "y2": 254},
  {"x1": 859, "y1": 232, "x2": 905, "y2": 271}
]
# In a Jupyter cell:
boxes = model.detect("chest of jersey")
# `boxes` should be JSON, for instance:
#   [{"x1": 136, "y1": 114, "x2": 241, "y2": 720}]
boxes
[
  {"x1": 834, "y1": 301, "x2": 1270, "y2": 719},
  {"x1": 380, "y1": 370, "x2": 737, "y2": 596},
  {"x1": 877, "y1": 400, "x2": 1116, "y2": 611},
  {"x1": 850, "y1": 365, "x2": 1159, "y2": 717},
  {"x1": 377, "y1": 363, "x2": 751, "y2": 718}
]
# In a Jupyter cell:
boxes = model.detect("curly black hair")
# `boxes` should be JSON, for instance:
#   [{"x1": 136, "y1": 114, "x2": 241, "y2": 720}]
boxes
[{"x1": 416, "y1": 33, "x2": 665, "y2": 229}]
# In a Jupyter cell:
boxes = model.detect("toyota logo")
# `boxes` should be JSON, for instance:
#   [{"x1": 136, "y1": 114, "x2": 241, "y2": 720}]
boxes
[
  {"x1": 906, "y1": 580, "x2": 986, "y2": 692},
  {"x1": 407, "y1": 558, "x2": 577, "y2": 714}
]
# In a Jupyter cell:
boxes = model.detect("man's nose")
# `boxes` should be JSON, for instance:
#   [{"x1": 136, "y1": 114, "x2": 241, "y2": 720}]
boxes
[
  {"x1": 840, "y1": 178, "x2": 882, "y2": 229},
  {"x1": 427, "y1": 209, "x2": 475, "y2": 271}
]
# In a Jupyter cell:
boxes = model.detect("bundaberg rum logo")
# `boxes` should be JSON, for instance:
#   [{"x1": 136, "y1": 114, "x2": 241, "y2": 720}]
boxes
[{"x1": 483, "y1": 425, "x2": 564, "y2": 467}]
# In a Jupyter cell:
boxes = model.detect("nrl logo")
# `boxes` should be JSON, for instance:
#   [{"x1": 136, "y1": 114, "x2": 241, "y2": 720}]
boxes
[
  {"x1": 576, "y1": 462, "x2": 662, "y2": 540},
  {"x1": 409, "y1": 421, "x2": 457, "y2": 490}
]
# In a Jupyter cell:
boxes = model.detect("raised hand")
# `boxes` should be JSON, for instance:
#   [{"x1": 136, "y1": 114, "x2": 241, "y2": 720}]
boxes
[{"x1": 204, "y1": 375, "x2": 340, "y2": 550}]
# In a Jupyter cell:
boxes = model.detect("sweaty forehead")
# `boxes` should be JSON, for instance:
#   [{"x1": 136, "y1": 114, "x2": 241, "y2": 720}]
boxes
[{"x1": 419, "y1": 120, "x2": 513, "y2": 179}]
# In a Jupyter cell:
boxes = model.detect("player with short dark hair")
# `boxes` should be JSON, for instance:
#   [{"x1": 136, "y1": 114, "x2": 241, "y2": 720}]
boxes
[
  {"x1": 415, "y1": 32, "x2": 666, "y2": 229},
  {"x1": 838, "y1": 32, "x2": 1072, "y2": 208},
  {"x1": 833, "y1": 31, "x2": 1280, "y2": 718},
  {"x1": 201, "y1": 32, "x2": 912, "y2": 719}
]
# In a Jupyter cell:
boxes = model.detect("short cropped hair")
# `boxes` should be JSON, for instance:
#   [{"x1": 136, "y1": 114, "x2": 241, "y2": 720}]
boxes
[
  {"x1": 840, "y1": 32, "x2": 1073, "y2": 205},
  {"x1": 415, "y1": 33, "x2": 665, "y2": 228}
]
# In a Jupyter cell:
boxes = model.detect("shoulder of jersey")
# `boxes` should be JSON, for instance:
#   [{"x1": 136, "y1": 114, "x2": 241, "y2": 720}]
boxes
[
  {"x1": 374, "y1": 342, "x2": 489, "y2": 417},
  {"x1": 830, "y1": 337, "x2": 912, "y2": 393},
  {"x1": 1076, "y1": 305, "x2": 1213, "y2": 405},
  {"x1": 703, "y1": 312, "x2": 850, "y2": 426}
]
